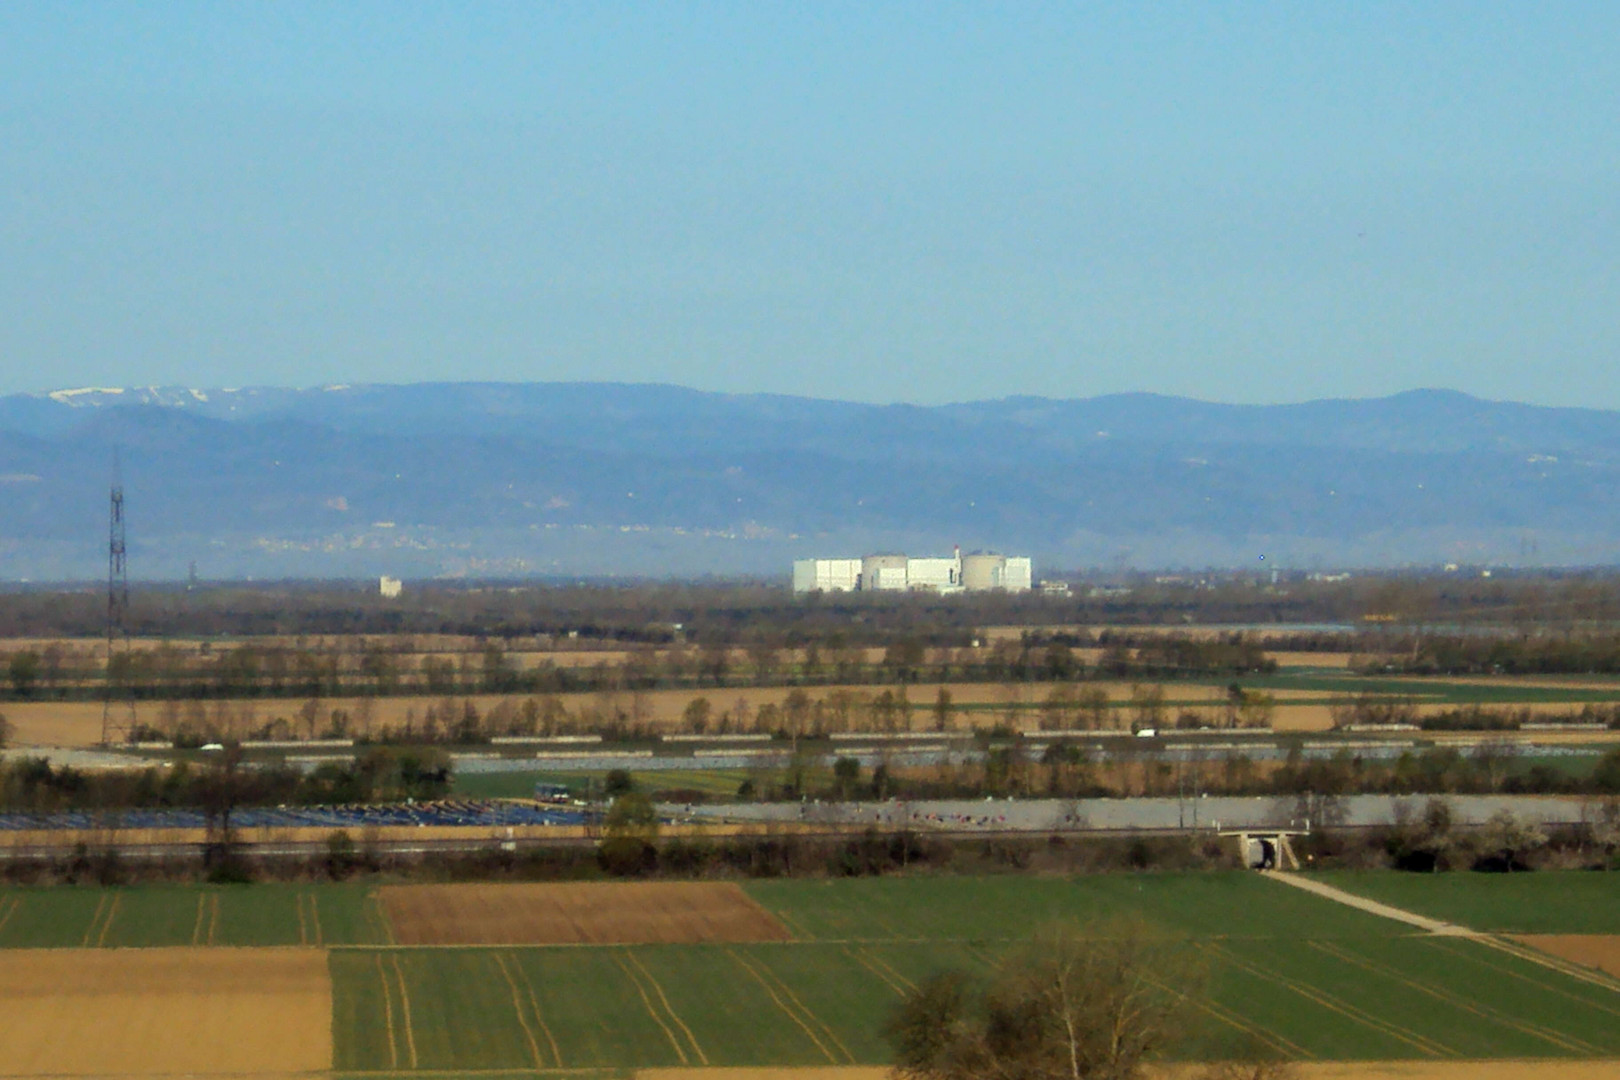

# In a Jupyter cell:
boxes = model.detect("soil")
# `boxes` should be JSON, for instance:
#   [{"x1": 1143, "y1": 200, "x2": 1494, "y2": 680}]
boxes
[
  {"x1": 0, "y1": 946, "x2": 330, "y2": 1076},
  {"x1": 1512, "y1": 935, "x2": 1620, "y2": 978},
  {"x1": 380, "y1": 880, "x2": 793, "y2": 945}
]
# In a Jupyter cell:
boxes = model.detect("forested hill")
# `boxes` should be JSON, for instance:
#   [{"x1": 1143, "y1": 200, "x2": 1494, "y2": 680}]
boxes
[{"x1": 1, "y1": 383, "x2": 1617, "y2": 579}]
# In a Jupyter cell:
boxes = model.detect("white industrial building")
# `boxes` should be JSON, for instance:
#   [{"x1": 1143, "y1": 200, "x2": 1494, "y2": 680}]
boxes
[
  {"x1": 791, "y1": 558, "x2": 862, "y2": 593},
  {"x1": 792, "y1": 549, "x2": 1033, "y2": 594}
]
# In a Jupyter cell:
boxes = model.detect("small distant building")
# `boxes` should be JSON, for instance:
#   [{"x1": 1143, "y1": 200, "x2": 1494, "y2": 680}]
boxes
[
  {"x1": 379, "y1": 575, "x2": 403, "y2": 598},
  {"x1": 792, "y1": 548, "x2": 1032, "y2": 594}
]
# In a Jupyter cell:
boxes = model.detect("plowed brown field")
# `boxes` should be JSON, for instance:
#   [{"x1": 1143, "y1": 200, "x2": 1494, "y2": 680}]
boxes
[
  {"x1": 380, "y1": 880, "x2": 792, "y2": 945},
  {"x1": 0, "y1": 946, "x2": 330, "y2": 1077},
  {"x1": 1513, "y1": 935, "x2": 1620, "y2": 978}
]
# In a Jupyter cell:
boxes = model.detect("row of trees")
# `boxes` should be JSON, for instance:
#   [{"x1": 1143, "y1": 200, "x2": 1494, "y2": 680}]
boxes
[
  {"x1": 1, "y1": 632, "x2": 1284, "y2": 704},
  {"x1": 112, "y1": 679, "x2": 1278, "y2": 747},
  {"x1": 1358, "y1": 632, "x2": 1620, "y2": 676},
  {"x1": 16, "y1": 571, "x2": 1620, "y2": 639},
  {"x1": 683, "y1": 740, "x2": 1620, "y2": 805},
  {"x1": 0, "y1": 747, "x2": 452, "y2": 814},
  {"x1": 1328, "y1": 693, "x2": 1620, "y2": 733}
]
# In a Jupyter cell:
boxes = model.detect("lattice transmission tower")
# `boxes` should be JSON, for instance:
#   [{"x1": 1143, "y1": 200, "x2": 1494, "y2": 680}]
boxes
[{"x1": 101, "y1": 480, "x2": 136, "y2": 745}]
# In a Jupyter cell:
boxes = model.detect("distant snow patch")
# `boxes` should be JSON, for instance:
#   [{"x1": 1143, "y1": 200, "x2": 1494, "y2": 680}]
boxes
[{"x1": 48, "y1": 387, "x2": 124, "y2": 403}]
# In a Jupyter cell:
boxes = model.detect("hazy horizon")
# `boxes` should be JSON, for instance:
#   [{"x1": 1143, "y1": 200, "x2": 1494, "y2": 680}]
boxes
[
  {"x1": 3, "y1": 5, "x2": 1618, "y2": 408},
  {"x1": 7, "y1": 380, "x2": 1613, "y2": 414}
]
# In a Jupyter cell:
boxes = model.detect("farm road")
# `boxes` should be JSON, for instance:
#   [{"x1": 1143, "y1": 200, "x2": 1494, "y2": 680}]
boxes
[{"x1": 1266, "y1": 873, "x2": 1474, "y2": 935}]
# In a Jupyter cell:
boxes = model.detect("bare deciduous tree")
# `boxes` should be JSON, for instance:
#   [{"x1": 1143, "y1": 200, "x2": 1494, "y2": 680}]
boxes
[{"x1": 886, "y1": 919, "x2": 1203, "y2": 1080}]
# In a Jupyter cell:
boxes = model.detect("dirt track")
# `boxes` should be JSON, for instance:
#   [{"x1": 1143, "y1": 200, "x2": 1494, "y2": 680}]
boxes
[
  {"x1": 380, "y1": 880, "x2": 792, "y2": 945},
  {"x1": 1265, "y1": 873, "x2": 1469, "y2": 934},
  {"x1": 0, "y1": 946, "x2": 330, "y2": 1076}
]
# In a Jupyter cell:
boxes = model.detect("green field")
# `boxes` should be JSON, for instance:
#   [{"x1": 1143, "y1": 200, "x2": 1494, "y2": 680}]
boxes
[
  {"x1": 0, "y1": 883, "x2": 392, "y2": 948},
  {"x1": 316, "y1": 874, "x2": 1620, "y2": 1070},
  {"x1": 1319, "y1": 869, "x2": 1620, "y2": 933},
  {"x1": 453, "y1": 767, "x2": 749, "y2": 800},
  {"x1": 5, "y1": 872, "x2": 1620, "y2": 1071}
]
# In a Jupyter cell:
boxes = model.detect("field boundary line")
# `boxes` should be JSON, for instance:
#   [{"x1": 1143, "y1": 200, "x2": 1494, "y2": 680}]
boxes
[
  {"x1": 1423, "y1": 938, "x2": 1620, "y2": 1022},
  {"x1": 493, "y1": 953, "x2": 547, "y2": 1068},
  {"x1": 209, "y1": 893, "x2": 220, "y2": 945},
  {"x1": 763, "y1": 959, "x2": 854, "y2": 1063},
  {"x1": 1310, "y1": 940, "x2": 1599, "y2": 1055},
  {"x1": 309, "y1": 893, "x2": 323, "y2": 946},
  {"x1": 507, "y1": 953, "x2": 562, "y2": 1066},
  {"x1": 389, "y1": 954, "x2": 419, "y2": 1069},
  {"x1": 95, "y1": 893, "x2": 120, "y2": 948},
  {"x1": 0, "y1": 896, "x2": 20, "y2": 940},
  {"x1": 81, "y1": 893, "x2": 109, "y2": 948},
  {"x1": 328, "y1": 934, "x2": 1022, "y2": 950},
  {"x1": 1149, "y1": 975, "x2": 1311, "y2": 1061},
  {"x1": 1213, "y1": 941, "x2": 1454, "y2": 1057},
  {"x1": 370, "y1": 891, "x2": 397, "y2": 945},
  {"x1": 297, "y1": 892, "x2": 310, "y2": 945},
  {"x1": 727, "y1": 948, "x2": 847, "y2": 1064},
  {"x1": 1207, "y1": 942, "x2": 1455, "y2": 1058},
  {"x1": 1486, "y1": 936, "x2": 1620, "y2": 994},
  {"x1": 855, "y1": 946, "x2": 916, "y2": 992},
  {"x1": 190, "y1": 893, "x2": 207, "y2": 946},
  {"x1": 624, "y1": 951, "x2": 709, "y2": 1065},
  {"x1": 374, "y1": 954, "x2": 400, "y2": 1071},
  {"x1": 612, "y1": 951, "x2": 689, "y2": 1065},
  {"x1": 772, "y1": 909, "x2": 814, "y2": 939},
  {"x1": 845, "y1": 946, "x2": 907, "y2": 996}
]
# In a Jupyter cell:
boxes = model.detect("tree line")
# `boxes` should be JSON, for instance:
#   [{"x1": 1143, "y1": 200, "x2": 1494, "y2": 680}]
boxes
[
  {"x1": 1358, "y1": 632, "x2": 1620, "y2": 675},
  {"x1": 0, "y1": 747, "x2": 451, "y2": 815},
  {"x1": 5, "y1": 568, "x2": 1620, "y2": 640},
  {"x1": 0, "y1": 632, "x2": 1280, "y2": 706}
]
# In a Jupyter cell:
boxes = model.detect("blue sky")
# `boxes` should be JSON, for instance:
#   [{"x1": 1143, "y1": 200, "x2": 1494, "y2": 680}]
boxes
[{"x1": 1, "y1": 3, "x2": 1616, "y2": 406}]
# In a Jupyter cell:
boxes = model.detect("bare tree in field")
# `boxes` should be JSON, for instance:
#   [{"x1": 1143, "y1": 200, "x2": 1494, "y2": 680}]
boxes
[{"x1": 885, "y1": 918, "x2": 1206, "y2": 1080}]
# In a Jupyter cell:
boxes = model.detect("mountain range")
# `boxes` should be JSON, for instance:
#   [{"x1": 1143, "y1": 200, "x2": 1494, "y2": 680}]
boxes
[{"x1": 1, "y1": 383, "x2": 1616, "y2": 580}]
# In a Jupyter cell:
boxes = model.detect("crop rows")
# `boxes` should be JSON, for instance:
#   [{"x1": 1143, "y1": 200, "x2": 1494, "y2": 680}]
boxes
[
  {"x1": 0, "y1": 884, "x2": 392, "y2": 948},
  {"x1": 4, "y1": 872, "x2": 1619, "y2": 1070}
]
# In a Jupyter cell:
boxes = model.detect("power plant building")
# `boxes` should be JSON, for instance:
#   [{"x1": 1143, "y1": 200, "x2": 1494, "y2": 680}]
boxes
[
  {"x1": 791, "y1": 558, "x2": 862, "y2": 593},
  {"x1": 793, "y1": 550, "x2": 1032, "y2": 594}
]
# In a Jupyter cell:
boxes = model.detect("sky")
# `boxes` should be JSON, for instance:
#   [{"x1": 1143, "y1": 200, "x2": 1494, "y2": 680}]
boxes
[{"x1": 1, "y1": 3, "x2": 1616, "y2": 407}]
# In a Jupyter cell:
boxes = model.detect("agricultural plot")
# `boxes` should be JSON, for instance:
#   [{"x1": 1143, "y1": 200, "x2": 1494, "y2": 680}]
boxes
[
  {"x1": 379, "y1": 880, "x2": 790, "y2": 945},
  {"x1": 454, "y1": 766, "x2": 750, "y2": 800},
  {"x1": 324, "y1": 936, "x2": 1620, "y2": 1072},
  {"x1": 1316, "y1": 871, "x2": 1620, "y2": 934},
  {"x1": 0, "y1": 882, "x2": 392, "y2": 948},
  {"x1": 325, "y1": 874, "x2": 1620, "y2": 1071},
  {"x1": 4, "y1": 874, "x2": 1620, "y2": 1076},
  {"x1": 0, "y1": 947, "x2": 330, "y2": 1076},
  {"x1": 744, "y1": 871, "x2": 1405, "y2": 942}
]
